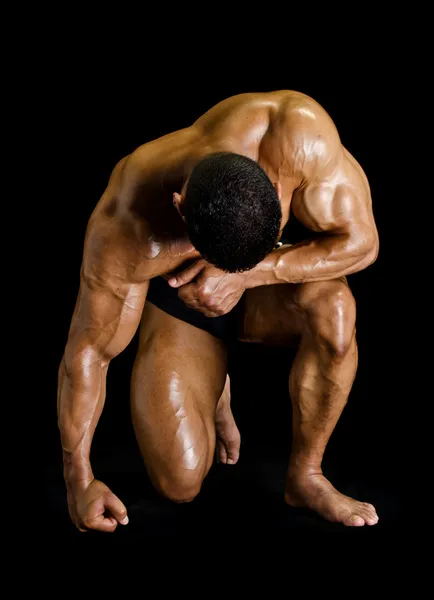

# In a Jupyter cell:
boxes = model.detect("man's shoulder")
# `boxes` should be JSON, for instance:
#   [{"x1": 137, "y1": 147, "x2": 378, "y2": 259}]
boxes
[
  {"x1": 86, "y1": 152, "x2": 153, "y2": 262},
  {"x1": 82, "y1": 203, "x2": 155, "y2": 286},
  {"x1": 264, "y1": 92, "x2": 344, "y2": 182},
  {"x1": 269, "y1": 91, "x2": 337, "y2": 138}
]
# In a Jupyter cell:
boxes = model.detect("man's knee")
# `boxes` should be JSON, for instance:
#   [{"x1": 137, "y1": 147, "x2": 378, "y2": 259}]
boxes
[
  {"x1": 151, "y1": 462, "x2": 208, "y2": 503},
  {"x1": 297, "y1": 280, "x2": 356, "y2": 357},
  {"x1": 147, "y1": 444, "x2": 214, "y2": 502}
]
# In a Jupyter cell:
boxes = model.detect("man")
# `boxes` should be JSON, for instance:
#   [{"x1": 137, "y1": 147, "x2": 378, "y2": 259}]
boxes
[{"x1": 58, "y1": 90, "x2": 379, "y2": 532}]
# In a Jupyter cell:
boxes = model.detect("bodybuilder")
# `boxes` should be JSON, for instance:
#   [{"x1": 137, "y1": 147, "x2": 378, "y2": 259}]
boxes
[{"x1": 58, "y1": 90, "x2": 380, "y2": 532}]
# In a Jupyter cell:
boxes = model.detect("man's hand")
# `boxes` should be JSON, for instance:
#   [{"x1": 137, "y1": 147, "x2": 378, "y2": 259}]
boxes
[
  {"x1": 168, "y1": 259, "x2": 247, "y2": 317},
  {"x1": 67, "y1": 479, "x2": 129, "y2": 533}
]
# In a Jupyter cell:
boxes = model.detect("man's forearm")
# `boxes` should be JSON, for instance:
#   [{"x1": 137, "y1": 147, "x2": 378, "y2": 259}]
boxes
[
  {"x1": 57, "y1": 352, "x2": 108, "y2": 491},
  {"x1": 244, "y1": 234, "x2": 378, "y2": 288}
]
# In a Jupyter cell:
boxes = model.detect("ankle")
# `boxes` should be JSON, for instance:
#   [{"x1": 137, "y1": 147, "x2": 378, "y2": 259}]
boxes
[{"x1": 288, "y1": 458, "x2": 323, "y2": 478}]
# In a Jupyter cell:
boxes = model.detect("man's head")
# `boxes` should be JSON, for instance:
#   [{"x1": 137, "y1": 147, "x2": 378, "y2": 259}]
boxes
[{"x1": 173, "y1": 152, "x2": 282, "y2": 272}]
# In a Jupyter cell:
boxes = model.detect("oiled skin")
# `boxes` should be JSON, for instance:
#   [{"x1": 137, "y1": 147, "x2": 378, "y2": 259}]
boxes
[{"x1": 58, "y1": 91, "x2": 379, "y2": 532}]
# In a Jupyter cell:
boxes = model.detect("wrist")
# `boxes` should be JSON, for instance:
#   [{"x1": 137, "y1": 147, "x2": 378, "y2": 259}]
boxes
[
  {"x1": 64, "y1": 470, "x2": 94, "y2": 494},
  {"x1": 244, "y1": 251, "x2": 279, "y2": 289},
  {"x1": 63, "y1": 453, "x2": 94, "y2": 493}
]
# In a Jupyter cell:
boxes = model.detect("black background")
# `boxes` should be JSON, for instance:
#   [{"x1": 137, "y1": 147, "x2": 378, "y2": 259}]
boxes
[{"x1": 37, "y1": 47, "x2": 412, "y2": 553}]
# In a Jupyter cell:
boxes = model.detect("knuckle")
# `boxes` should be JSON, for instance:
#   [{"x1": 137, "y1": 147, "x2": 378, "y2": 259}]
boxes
[{"x1": 202, "y1": 290, "x2": 212, "y2": 303}]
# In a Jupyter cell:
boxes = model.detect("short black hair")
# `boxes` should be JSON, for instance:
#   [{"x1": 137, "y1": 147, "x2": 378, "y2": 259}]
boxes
[{"x1": 183, "y1": 152, "x2": 282, "y2": 272}]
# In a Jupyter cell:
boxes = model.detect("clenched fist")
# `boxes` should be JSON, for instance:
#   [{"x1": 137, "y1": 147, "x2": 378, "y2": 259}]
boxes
[
  {"x1": 168, "y1": 259, "x2": 247, "y2": 317},
  {"x1": 67, "y1": 479, "x2": 129, "y2": 533}
]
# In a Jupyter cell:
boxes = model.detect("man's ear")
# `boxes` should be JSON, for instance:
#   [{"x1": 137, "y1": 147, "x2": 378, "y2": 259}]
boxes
[
  {"x1": 173, "y1": 192, "x2": 186, "y2": 221},
  {"x1": 273, "y1": 181, "x2": 282, "y2": 201}
]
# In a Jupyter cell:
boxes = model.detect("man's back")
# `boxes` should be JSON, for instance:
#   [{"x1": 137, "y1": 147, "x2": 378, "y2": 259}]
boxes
[{"x1": 88, "y1": 89, "x2": 371, "y2": 281}]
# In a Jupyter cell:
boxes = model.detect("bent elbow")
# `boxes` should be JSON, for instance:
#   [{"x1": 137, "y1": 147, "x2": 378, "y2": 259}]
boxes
[
  {"x1": 365, "y1": 229, "x2": 380, "y2": 265},
  {"x1": 63, "y1": 341, "x2": 107, "y2": 377},
  {"x1": 369, "y1": 242, "x2": 379, "y2": 265},
  {"x1": 360, "y1": 238, "x2": 379, "y2": 269},
  {"x1": 353, "y1": 226, "x2": 379, "y2": 268}
]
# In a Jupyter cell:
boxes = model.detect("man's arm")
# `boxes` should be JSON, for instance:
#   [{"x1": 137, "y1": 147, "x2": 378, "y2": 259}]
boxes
[
  {"x1": 244, "y1": 99, "x2": 379, "y2": 287},
  {"x1": 245, "y1": 176, "x2": 379, "y2": 288},
  {"x1": 57, "y1": 209, "x2": 149, "y2": 529},
  {"x1": 168, "y1": 149, "x2": 378, "y2": 316}
]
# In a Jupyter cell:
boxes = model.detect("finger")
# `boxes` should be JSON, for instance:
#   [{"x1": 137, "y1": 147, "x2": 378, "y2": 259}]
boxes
[
  {"x1": 104, "y1": 494, "x2": 129, "y2": 525},
  {"x1": 71, "y1": 507, "x2": 88, "y2": 533},
  {"x1": 177, "y1": 285, "x2": 212, "y2": 313},
  {"x1": 107, "y1": 515, "x2": 118, "y2": 528},
  {"x1": 168, "y1": 261, "x2": 205, "y2": 287},
  {"x1": 86, "y1": 514, "x2": 118, "y2": 533},
  {"x1": 178, "y1": 290, "x2": 201, "y2": 311}
]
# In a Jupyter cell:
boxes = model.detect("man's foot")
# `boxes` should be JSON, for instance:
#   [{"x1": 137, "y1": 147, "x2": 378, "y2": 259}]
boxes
[
  {"x1": 285, "y1": 471, "x2": 379, "y2": 526},
  {"x1": 215, "y1": 374, "x2": 241, "y2": 465}
]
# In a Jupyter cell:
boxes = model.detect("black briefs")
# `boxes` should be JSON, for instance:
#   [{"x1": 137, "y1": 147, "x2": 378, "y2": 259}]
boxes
[{"x1": 146, "y1": 275, "x2": 242, "y2": 342}]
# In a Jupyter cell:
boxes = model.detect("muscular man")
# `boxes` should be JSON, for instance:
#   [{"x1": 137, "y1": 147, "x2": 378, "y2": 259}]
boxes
[{"x1": 58, "y1": 91, "x2": 379, "y2": 532}]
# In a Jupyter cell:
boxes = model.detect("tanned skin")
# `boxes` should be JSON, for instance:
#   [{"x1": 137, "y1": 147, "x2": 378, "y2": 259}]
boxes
[{"x1": 58, "y1": 91, "x2": 379, "y2": 532}]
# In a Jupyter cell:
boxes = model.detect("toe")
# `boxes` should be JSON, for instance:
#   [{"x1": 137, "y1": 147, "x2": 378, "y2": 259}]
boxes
[
  {"x1": 361, "y1": 503, "x2": 379, "y2": 524},
  {"x1": 363, "y1": 511, "x2": 379, "y2": 525},
  {"x1": 364, "y1": 503, "x2": 378, "y2": 516},
  {"x1": 226, "y1": 445, "x2": 239, "y2": 465},
  {"x1": 217, "y1": 441, "x2": 227, "y2": 464},
  {"x1": 223, "y1": 434, "x2": 240, "y2": 465},
  {"x1": 344, "y1": 513, "x2": 365, "y2": 527}
]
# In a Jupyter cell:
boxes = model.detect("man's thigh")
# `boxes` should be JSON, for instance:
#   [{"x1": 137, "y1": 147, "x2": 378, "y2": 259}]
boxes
[
  {"x1": 131, "y1": 301, "x2": 228, "y2": 492},
  {"x1": 237, "y1": 278, "x2": 350, "y2": 347}
]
